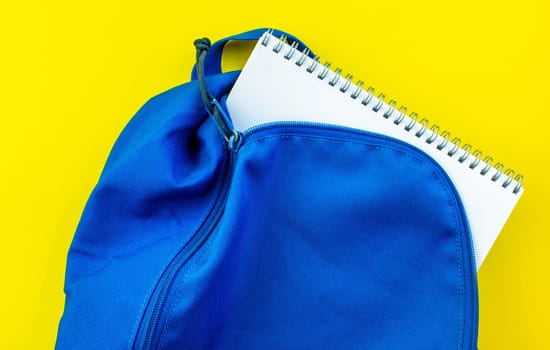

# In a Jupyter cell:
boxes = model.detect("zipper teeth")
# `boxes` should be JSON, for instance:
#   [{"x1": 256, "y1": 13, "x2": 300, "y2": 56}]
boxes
[
  {"x1": 242, "y1": 120, "x2": 479, "y2": 348},
  {"x1": 464, "y1": 207, "x2": 479, "y2": 349},
  {"x1": 140, "y1": 151, "x2": 236, "y2": 350},
  {"x1": 242, "y1": 120, "x2": 363, "y2": 138}
]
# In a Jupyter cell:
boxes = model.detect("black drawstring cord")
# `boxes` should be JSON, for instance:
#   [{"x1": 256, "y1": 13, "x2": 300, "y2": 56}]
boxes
[
  {"x1": 193, "y1": 38, "x2": 215, "y2": 115},
  {"x1": 194, "y1": 38, "x2": 239, "y2": 146}
]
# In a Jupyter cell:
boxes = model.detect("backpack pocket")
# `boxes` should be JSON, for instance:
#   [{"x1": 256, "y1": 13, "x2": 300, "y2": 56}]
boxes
[{"x1": 133, "y1": 123, "x2": 478, "y2": 350}]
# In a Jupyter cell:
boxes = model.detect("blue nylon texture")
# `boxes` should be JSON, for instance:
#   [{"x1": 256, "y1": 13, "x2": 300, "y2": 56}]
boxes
[
  {"x1": 56, "y1": 72, "x2": 238, "y2": 350},
  {"x1": 56, "y1": 30, "x2": 478, "y2": 349}
]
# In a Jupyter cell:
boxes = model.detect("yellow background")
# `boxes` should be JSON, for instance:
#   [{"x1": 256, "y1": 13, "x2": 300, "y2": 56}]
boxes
[{"x1": 1, "y1": 1, "x2": 548, "y2": 348}]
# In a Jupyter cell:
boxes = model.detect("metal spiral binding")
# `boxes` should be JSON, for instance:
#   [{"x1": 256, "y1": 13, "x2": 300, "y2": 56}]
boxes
[{"x1": 261, "y1": 30, "x2": 524, "y2": 194}]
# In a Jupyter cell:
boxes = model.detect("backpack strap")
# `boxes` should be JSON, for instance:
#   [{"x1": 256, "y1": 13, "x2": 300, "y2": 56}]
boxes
[
  {"x1": 190, "y1": 28, "x2": 314, "y2": 80},
  {"x1": 194, "y1": 37, "x2": 239, "y2": 145}
]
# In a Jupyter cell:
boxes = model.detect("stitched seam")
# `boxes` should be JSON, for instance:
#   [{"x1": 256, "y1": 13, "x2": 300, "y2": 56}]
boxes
[
  {"x1": 425, "y1": 159, "x2": 464, "y2": 350},
  {"x1": 126, "y1": 141, "x2": 227, "y2": 350}
]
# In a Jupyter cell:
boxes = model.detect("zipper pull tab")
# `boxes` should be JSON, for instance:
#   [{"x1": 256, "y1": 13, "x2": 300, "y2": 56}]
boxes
[
  {"x1": 227, "y1": 130, "x2": 243, "y2": 152},
  {"x1": 194, "y1": 38, "x2": 240, "y2": 149}
]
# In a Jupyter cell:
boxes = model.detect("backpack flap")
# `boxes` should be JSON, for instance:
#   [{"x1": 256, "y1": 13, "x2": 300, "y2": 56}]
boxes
[{"x1": 140, "y1": 124, "x2": 478, "y2": 350}]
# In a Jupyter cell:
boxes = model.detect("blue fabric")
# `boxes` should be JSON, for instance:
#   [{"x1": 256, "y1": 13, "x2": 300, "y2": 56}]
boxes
[{"x1": 56, "y1": 30, "x2": 478, "y2": 349}]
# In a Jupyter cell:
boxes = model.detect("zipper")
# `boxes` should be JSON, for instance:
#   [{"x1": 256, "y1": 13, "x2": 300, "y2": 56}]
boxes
[
  {"x1": 240, "y1": 120, "x2": 479, "y2": 349},
  {"x1": 136, "y1": 147, "x2": 237, "y2": 350},
  {"x1": 135, "y1": 119, "x2": 478, "y2": 349}
]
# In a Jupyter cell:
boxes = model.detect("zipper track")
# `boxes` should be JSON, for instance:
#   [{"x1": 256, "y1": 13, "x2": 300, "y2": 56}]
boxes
[{"x1": 137, "y1": 149, "x2": 236, "y2": 350}]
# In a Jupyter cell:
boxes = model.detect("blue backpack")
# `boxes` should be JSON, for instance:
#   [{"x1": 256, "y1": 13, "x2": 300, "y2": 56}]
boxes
[{"x1": 56, "y1": 29, "x2": 478, "y2": 349}]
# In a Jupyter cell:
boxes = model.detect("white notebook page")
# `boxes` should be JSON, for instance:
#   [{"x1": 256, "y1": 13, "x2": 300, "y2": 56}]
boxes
[{"x1": 226, "y1": 32, "x2": 523, "y2": 268}]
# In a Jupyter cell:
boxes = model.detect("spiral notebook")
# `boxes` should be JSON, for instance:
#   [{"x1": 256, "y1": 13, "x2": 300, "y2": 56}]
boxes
[{"x1": 225, "y1": 31, "x2": 524, "y2": 268}]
